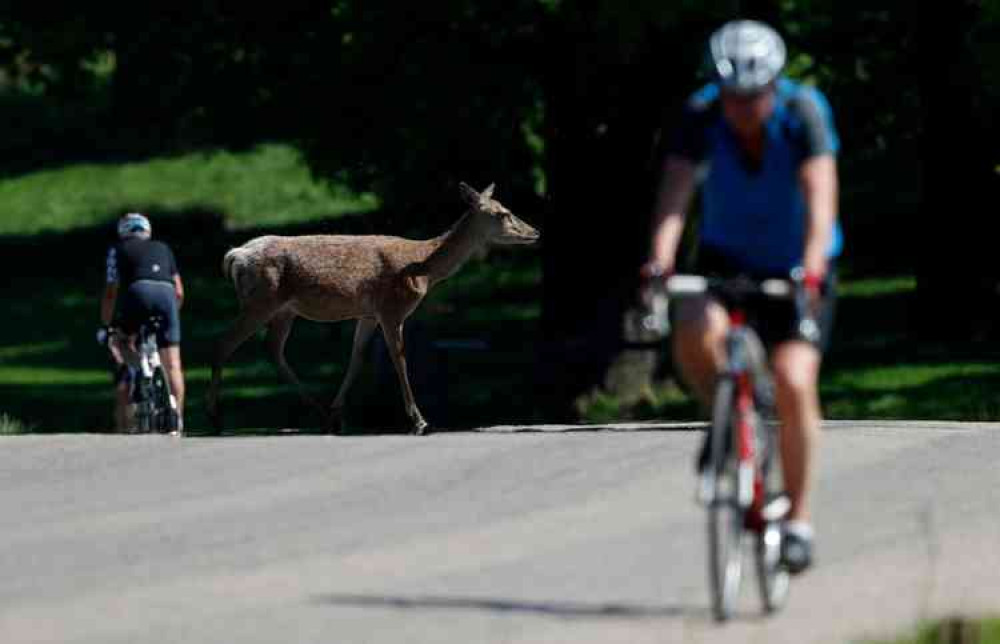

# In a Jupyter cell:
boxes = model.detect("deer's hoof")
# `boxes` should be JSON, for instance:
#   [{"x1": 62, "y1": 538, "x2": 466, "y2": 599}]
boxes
[{"x1": 411, "y1": 420, "x2": 430, "y2": 436}]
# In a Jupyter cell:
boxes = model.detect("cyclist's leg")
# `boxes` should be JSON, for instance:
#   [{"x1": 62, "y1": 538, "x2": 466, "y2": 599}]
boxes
[
  {"x1": 673, "y1": 245, "x2": 744, "y2": 408},
  {"x1": 763, "y1": 270, "x2": 837, "y2": 524},
  {"x1": 672, "y1": 297, "x2": 729, "y2": 408},
  {"x1": 113, "y1": 365, "x2": 132, "y2": 432},
  {"x1": 148, "y1": 281, "x2": 185, "y2": 424},
  {"x1": 159, "y1": 345, "x2": 185, "y2": 420},
  {"x1": 770, "y1": 340, "x2": 822, "y2": 523}
]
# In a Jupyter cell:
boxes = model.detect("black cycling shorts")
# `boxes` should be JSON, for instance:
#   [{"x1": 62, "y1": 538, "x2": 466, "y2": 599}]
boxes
[
  {"x1": 692, "y1": 246, "x2": 837, "y2": 353},
  {"x1": 118, "y1": 280, "x2": 182, "y2": 347}
]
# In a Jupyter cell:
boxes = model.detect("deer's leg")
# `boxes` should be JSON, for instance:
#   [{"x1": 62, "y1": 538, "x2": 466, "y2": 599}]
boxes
[
  {"x1": 379, "y1": 319, "x2": 429, "y2": 435},
  {"x1": 265, "y1": 311, "x2": 324, "y2": 420},
  {"x1": 326, "y1": 317, "x2": 378, "y2": 432},
  {"x1": 207, "y1": 300, "x2": 282, "y2": 430}
]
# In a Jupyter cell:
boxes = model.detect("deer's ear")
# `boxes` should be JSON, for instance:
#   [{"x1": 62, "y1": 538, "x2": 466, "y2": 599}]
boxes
[
  {"x1": 459, "y1": 182, "x2": 480, "y2": 205},
  {"x1": 481, "y1": 183, "x2": 496, "y2": 200}
]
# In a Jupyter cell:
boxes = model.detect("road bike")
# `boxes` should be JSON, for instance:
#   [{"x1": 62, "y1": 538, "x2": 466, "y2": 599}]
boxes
[
  {"x1": 650, "y1": 272, "x2": 818, "y2": 621},
  {"x1": 107, "y1": 318, "x2": 181, "y2": 435}
]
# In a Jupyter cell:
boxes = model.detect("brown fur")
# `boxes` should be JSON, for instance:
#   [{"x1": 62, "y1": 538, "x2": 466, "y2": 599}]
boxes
[{"x1": 206, "y1": 183, "x2": 539, "y2": 434}]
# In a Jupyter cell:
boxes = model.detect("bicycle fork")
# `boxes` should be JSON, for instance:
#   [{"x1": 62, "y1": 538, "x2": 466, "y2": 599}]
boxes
[{"x1": 735, "y1": 371, "x2": 757, "y2": 510}]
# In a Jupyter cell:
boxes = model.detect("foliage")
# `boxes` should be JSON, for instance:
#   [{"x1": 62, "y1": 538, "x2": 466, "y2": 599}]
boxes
[
  {"x1": 865, "y1": 616, "x2": 1000, "y2": 644},
  {"x1": 2, "y1": 2, "x2": 998, "y2": 417},
  {"x1": 0, "y1": 413, "x2": 32, "y2": 435}
]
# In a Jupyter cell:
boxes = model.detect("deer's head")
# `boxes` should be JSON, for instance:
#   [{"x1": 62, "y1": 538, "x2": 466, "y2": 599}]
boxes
[{"x1": 459, "y1": 182, "x2": 540, "y2": 246}]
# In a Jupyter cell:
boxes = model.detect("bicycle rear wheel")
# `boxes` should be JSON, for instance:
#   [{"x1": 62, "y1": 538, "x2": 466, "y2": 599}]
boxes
[
  {"x1": 707, "y1": 377, "x2": 746, "y2": 622},
  {"x1": 151, "y1": 366, "x2": 180, "y2": 434}
]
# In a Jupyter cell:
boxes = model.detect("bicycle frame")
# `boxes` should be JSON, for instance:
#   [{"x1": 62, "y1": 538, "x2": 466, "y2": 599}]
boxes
[
  {"x1": 107, "y1": 319, "x2": 178, "y2": 434},
  {"x1": 725, "y1": 311, "x2": 760, "y2": 513},
  {"x1": 664, "y1": 273, "x2": 796, "y2": 619}
]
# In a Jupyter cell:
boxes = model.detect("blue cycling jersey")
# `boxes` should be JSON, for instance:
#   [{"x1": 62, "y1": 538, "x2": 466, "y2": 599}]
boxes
[{"x1": 670, "y1": 77, "x2": 843, "y2": 274}]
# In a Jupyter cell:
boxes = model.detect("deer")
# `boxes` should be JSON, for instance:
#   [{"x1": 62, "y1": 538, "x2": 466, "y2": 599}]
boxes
[{"x1": 205, "y1": 182, "x2": 539, "y2": 435}]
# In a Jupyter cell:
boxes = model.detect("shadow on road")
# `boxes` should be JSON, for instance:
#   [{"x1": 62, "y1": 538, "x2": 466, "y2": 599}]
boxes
[{"x1": 313, "y1": 593, "x2": 703, "y2": 620}]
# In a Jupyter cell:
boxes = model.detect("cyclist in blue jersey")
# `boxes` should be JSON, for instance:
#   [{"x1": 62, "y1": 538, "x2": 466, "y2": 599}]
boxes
[
  {"x1": 98, "y1": 213, "x2": 187, "y2": 432},
  {"x1": 640, "y1": 20, "x2": 841, "y2": 574}
]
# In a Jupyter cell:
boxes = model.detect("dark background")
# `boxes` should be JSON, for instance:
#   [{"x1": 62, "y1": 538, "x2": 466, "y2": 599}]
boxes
[{"x1": 1, "y1": 0, "x2": 997, "y2": 427}]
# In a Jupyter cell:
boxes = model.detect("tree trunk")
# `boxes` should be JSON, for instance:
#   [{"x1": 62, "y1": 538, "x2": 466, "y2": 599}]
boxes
[{"x1": 536, "y1": 12, "x2": 698, "y2": 417}]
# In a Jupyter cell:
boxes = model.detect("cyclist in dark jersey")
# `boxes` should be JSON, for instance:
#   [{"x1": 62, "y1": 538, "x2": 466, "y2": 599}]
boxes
[
  {"x1": 640, "y1": 20, "x2": 840, "y2": 574},
  {"x1": 99, "y1": 213, "x2": 186, "y2": 431}
]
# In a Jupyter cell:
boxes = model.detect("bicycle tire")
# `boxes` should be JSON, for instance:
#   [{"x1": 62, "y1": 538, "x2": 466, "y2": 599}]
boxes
[
  {"x1": 135, "y1": 400, "x2": 154, "y2": 432},
  {"x1": 755, "y1": 423, "x2": 790, "y2": 613},
  {"x1": 707, "y1": 376, "x2": 745, "y2": 622},
  {"x1": 151, "y1": 366, "x2": 180, "y2": 433}
]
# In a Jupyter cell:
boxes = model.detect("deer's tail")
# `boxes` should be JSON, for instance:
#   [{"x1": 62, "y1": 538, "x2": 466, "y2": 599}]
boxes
[
  {"x1": 222, "y1": 246, "x2": 256, "y2": 299},
  {"x1": 222, "y1": 247, "x2": 242, "y2": 287}
]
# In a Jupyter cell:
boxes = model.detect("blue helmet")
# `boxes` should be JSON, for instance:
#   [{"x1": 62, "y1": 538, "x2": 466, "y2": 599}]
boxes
[
  {"x1": 707, "y1": 20, "x2": 786, "y2": 93},
  {"x1": 117, "y1": 212, "x2": 152, "y2": 239}
]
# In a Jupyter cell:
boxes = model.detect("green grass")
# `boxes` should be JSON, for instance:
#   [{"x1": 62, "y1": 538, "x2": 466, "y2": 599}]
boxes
[
  {"x1": 576, "y1": 275, "x2": 1000, "y2": 424},
  {"x1": 866, "y1": 616, "x2": 1000, "y2": 643},
  {"x1": 0, "y1": 249, "x2": 543, "y2": 433},
  {"x1": 0, "y1": 148, "x2": 997, "y2": 433},
  {"x1": 0, "y1": 413, "x2": 33, "y2": 435},
  {"x1": 0, "y1": 143, "x2": 376, "y2": 235}
]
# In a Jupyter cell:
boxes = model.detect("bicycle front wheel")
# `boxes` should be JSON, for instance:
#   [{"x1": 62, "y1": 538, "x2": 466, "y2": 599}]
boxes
[
  {"x1": 755, "y1": 423, "x2": 790, "y2": 613},
  {"x1": 707, "y1": 377, "x2": 746, "y2": 622},
  {"x1": 756, "y1": 521, "x2": 789, "y2": 613}
]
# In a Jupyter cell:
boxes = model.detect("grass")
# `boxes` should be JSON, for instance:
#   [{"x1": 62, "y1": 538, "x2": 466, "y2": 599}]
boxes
[
  {"x1": 0, "y1": 143, "x2": 376, "y2": 235},
  {"x1": 0, "y1": 147, "x2": 997, "y2": 433},
  {"x1": 0, "y1": 413, "x2": 33, "y2": 435},
  {"x1": 866, "y1": 616, "x2": 1000, "y2": 643},
  {"x1": 576, "y1": 275, "x2": 1000, "y2": 424},
  {"x1": 0, "y1": 246, "x2": 543, "y2": 434}
]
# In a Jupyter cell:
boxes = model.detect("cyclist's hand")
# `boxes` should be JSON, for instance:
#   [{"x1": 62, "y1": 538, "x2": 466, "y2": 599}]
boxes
[
  {"x1": 792, "y1": 266, "x2": 824, "y2": 343},
  {"x1": 639, "y1": 260, "x2": 673, "y2": 302},
  {"x1": 803, "y1": 270, "x2": 824, "y2": 315},
  {"x1": 640, "y1": 259, "x2": 673, "y2": 283}
]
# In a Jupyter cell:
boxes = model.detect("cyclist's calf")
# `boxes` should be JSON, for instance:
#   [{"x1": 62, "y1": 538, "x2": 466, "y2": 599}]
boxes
[{"x1": 159, "y1": 346, "x2": 186, "y2": 420}]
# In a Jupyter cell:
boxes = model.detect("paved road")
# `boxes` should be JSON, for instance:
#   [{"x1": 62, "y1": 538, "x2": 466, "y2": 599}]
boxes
[{"x1": 1, "y1": 421, "x2": 997, "y2": 644}]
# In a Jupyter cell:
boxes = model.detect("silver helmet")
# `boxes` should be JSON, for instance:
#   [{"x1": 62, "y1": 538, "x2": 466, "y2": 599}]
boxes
[
  {"x1": 117, "y1": 212, "x2": 152, "y2": 239},
  {"x1": 707, "y1": 20, "x2": 786, "y2": 93}
]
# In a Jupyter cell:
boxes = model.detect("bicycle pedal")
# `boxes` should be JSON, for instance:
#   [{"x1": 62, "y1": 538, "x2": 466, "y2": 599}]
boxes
[{"x1": 761, "y1": 495, "x2": 791, "y2": 522}]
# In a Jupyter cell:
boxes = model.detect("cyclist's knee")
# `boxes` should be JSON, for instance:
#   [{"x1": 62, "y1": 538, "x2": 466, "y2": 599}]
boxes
[
  {"x1": 772, "y1": 346, "x2": 819, "y2": 398},
  {"x1": 675, "y1": 298, "x2": 727, "y2": 344}
]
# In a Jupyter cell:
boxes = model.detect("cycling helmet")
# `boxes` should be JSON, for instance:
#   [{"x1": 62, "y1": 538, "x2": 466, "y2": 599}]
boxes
[
  {"x1": 117, "y1": 212, "x2": 152, "y2": 239},
  {"x1": 707, "y1": 20, "x2": 786, "y2": 93}
]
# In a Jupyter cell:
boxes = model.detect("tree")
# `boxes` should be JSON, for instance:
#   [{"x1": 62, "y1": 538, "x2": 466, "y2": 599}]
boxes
[{"x1": 915, "y1": 1, "x2": 1000, "y2": 339}]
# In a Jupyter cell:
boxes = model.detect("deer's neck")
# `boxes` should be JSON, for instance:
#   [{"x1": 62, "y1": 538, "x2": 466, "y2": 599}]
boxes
[{"x1": 421, "y1": 211, "x2": 487, "y2": 284}]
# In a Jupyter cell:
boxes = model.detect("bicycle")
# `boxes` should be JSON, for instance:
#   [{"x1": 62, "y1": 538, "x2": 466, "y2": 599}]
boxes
[
  {"x1": 648, "y1": 271, "x2": 817, "y2": 621},
  {"x1": 106, "y1": 318, "x2": 181, "y2": 435}
]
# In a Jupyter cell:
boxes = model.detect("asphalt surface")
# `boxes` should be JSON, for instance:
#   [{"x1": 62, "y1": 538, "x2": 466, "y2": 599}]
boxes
[{"x1": 1, "y1": 420, "x2": 998, "y2": 644}]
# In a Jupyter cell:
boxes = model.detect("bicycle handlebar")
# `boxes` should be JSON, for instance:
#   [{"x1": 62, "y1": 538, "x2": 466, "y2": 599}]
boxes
[{"x1": 665, "y1": 275, "x2": 795, "y2": 299}]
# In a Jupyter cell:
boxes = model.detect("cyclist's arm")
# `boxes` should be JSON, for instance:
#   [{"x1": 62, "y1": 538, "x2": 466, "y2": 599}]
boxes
[
  {"x1": 648, "y1": 156, "x2": 697, "y2": 274},
  {"x1": 173, "y1": 274, "x2": 185, "y2": 309},
  {"x1": 166, "y1": 244, "x2": 184, "y2": 309},
  {"x1": 800, "y1": 154, "x2": 838, "y2": 280},
  {"x1": 101, "y1": 282, "x2": 118, "y2": 326},
  {"x1": 102, "y1": 246, "x2": 119, "y2": 326},
  {"x1": 791, "y1": 88, "x2": 839, "y2": 280}
]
